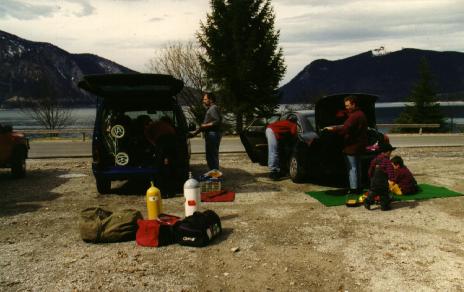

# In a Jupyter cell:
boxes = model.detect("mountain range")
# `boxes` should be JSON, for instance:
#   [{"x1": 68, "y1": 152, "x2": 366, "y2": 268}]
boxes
[
  {"x1": 280, "y1": 48, "x2": 464, "y2": 103},
  {"x1": 0, "y1": 30, "x2": 135, "y2": 107},
  {"x1": 1, "y1": 30, "x2": 463, "y2": 108}
]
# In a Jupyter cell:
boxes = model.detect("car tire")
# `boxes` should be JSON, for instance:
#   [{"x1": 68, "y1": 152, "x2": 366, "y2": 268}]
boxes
[
  {"x1": 11, "y1": 157, "x2": 26, "y2": 178},
  {"x1": 96, "y1": 178, "x2": 111, "y2": 194},
  {"x1": 289, "y1": 150, "x2": 306, "y2": 183}
]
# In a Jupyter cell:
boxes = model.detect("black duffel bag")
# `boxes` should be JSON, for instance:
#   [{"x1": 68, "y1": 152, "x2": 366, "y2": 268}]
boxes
[{"x1": 174, "y1": 210, "x2": 222, "y2": 247}]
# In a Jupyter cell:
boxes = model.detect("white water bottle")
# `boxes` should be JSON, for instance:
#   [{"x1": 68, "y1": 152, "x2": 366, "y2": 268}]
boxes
[{"x1": 183, "y1": 172, "x2": 200, "y2": 217}]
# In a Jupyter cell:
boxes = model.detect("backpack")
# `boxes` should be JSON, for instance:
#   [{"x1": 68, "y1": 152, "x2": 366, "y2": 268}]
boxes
[
  {"x1": 79, "y1": 207, "x2": 142, "y2": 243},
  {"x1": 174, "y1": 210, "x2": 222, "y2": 247}
]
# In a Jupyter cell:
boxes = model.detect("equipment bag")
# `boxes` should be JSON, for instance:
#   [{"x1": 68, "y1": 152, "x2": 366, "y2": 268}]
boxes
[
  {"x1": 79, "y1": 207, "x2": 142, "y2": 243},
  {"x1": 174, "y1": 210, "x2": 222, "y2": 247},
  {"x1": 136, "y1": 214, "x2": 181, "y2": 247}
]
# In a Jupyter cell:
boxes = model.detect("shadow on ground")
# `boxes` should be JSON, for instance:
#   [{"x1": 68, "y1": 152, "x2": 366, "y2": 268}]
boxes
[
  {"x1": 190, "y1": 164, "x2": 284, "y2": 193},
  {"x1": 93, "y1": 159, "x2": 352, "y2": 196},
  {"x1": 0, "y1": 169, "x2": 69, "y2": 217},
  {"x1": 392, "y1": 200, "x2": 420, "y2": 209},
  {"x1": 110, "y1": 179, "x2": 154, "y2": 196}
]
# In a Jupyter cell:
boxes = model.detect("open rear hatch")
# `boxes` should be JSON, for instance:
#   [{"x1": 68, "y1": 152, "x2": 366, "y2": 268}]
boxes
[
  {"x1": 78, "y1": 73, "x2": 184, "y2": 104},
  {"x1": 78, "y1": 74, "x2": 184, "y2": 169},
  {"x1": 315, "y1": 93, "x2": 377, "y2": 132}
]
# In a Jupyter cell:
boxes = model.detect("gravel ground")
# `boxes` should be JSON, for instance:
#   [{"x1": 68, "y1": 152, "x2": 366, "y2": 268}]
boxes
[{"x1": 1, "y1": 147, "x2": 464, "y2": 292}]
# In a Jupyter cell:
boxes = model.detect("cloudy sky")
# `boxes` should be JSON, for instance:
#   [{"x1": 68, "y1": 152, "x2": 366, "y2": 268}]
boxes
[{"x1": 1, "y1": 0, "x2": 463, "y2": 85}]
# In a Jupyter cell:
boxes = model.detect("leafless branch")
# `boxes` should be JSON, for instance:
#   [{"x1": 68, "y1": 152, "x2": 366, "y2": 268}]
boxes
[{"x1": 146, "y1": 41, "x2": 209, "y2": 125}]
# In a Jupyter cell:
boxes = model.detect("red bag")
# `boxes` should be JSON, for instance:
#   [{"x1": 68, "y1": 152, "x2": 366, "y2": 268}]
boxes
[{"x1": 136, "y1": 214, "x2": 180, "y2": 247}]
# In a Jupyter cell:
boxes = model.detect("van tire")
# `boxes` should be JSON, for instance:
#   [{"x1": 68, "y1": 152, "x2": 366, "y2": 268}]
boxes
[{"x1": 96, "y1": 178, "x2": 111, "y2": 194}]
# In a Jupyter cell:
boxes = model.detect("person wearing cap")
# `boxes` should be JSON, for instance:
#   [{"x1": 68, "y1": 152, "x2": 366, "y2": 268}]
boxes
[
  {"x1": 367, "y1": 142, "x2": 396, "y2": 181},
  {"x1": 364, "y1": 142, "x2": 396, "y2": 210},
  {"x1": 265, "y1": 117, "x2": 298, "y2": 180},
  {"x1": 324, "y1": 96, "x2": 368, "y2": 194}
]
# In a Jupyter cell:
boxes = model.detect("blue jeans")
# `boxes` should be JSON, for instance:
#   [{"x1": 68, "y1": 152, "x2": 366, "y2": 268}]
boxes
[
  {"x1": 205, "y1": 131, "x2": 221, "y2": 170},
  {"x1": 266, "y1": 128, "x2": 279, "y2": 173},
  {"x1": 345, "y1": 155, "x2": 362, "y2": 190}
]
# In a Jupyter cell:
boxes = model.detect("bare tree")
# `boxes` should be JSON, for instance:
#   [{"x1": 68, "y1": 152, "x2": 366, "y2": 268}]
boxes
[
  {"x1": 22, "y1": 97, "x2": 75, "y2": 130},
  {"x1": 20, "y1": 77, "x2": 75, "y2": 131},
  {"x1": 147, "y1": 41, "x2": 209, "y2": 125}
]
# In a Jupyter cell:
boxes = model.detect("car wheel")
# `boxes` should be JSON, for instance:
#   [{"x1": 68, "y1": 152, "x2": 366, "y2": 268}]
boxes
[
  {"x1": 11, "y1": 157, "x2": 26, "y2": 178},
  {"x1": 96, "y1": 178, "x2": 111, "y2": 194},
  {"x1": 289, "y1": 151, "x2": 306, "y2": 183}
]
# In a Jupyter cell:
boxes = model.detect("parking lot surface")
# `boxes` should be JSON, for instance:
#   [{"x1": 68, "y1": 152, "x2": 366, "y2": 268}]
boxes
[{"x1": 1, "y1": 147, "x2": 463, "y2": 291}]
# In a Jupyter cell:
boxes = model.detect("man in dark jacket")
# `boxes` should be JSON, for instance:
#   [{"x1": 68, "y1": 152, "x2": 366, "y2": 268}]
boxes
[{"x1": 325, "y1": 96, "x2": 368, "y2": 194}]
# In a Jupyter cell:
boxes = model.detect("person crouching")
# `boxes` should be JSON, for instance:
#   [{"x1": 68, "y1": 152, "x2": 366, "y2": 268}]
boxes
[{"x1": 364, "y1": 142, "x2": 396, "y2": 211}]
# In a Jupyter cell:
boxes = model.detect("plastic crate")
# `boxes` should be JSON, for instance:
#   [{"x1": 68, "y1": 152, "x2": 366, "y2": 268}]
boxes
[{"x1": 199, "y1": 176, "x2": 223, "y2": 193}]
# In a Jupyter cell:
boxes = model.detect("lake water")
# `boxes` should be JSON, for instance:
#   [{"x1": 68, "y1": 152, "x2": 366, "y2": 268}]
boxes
[
  {"x1": 0, "y1": 108, "x2": 96, "y2": 130},
  {"x1": 1, "y1": 102, "x2": 463, "y2": 132}
]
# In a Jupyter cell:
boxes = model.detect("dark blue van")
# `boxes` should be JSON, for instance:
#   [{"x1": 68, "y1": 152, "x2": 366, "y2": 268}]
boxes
[{"x1": 78, "y1": 74, "x2": 192, "y2": 195}]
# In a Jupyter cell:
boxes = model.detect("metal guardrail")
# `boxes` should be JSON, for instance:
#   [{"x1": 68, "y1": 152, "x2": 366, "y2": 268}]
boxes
[
  {"x1": 377, "y1": 124, "x2": 440, "y2": 134},
  {"x1": 21, "y1": 129, "x2": 93, "y2": 141}
]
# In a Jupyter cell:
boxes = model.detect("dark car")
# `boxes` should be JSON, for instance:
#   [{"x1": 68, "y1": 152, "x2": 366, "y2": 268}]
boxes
[
  {"x1": 240, "y1": 93, "x2": 389, "y2": 186},
  {"x1": 0, "y1": 123, "x2": 29, "y2": 178},
  {"x1": 78, "y1": 74, "x2": 193, "y2": 195}
]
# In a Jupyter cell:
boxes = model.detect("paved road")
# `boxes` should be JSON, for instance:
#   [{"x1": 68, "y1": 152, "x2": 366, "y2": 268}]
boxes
[{"x1": 28, "y1": 134, "x2": 464, "y2": 158}]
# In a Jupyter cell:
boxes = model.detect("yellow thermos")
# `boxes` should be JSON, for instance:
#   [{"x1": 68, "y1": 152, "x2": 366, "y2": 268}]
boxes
[{"x1": 146, "y1": 181, "x2": 162, "y2": 219}]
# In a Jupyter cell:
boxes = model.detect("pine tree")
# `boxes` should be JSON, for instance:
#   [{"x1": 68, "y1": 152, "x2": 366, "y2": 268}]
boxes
[
  {"x1": 197, "y1": 0, "x2": 286, "y2": 132},
  {"x1": 395, "y1": 57, "x2": 444, "y2": 132}
]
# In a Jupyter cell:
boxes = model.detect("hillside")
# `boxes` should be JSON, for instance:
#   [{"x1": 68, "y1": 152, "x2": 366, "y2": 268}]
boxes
[
  {"x1": 279, "y1": 48, "x2": 464, "y2": 103},
  {"x1": 0, "y1": 30, "x2": 135, "y2": 107},
  {"x1": 2, "y1": 30, "x2": 463, "y2": 107}
]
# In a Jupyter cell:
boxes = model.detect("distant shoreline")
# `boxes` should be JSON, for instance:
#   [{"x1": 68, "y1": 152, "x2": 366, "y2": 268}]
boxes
[{"x1": 1, "y1": 104, "x2": 463, "y2": 133}]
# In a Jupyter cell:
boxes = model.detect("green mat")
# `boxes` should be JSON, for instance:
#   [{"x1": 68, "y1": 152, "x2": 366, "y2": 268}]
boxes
[{"x1": 305, "y1": 184, "x2": 463, "y2": 207}]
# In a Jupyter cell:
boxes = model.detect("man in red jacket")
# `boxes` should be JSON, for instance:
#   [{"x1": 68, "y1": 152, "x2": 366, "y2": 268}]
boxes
[
  {"x1": 265, "y1": 117, "x2": 298, "y2": 180},
  {"x1": 325, "y1": 96, "x2": 368, "y2": 193}
]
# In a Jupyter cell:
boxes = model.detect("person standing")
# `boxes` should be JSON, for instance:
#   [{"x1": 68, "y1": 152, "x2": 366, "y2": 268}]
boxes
[
  {"x1": 265, "y1": 117, "x2": 298, "y2": 180},
  {"x1": 190, "y1": 92, "x2": 222, "y2": 170},
  {"x1": 325, "y1": 96, "x2": 368, "y2": 194}
]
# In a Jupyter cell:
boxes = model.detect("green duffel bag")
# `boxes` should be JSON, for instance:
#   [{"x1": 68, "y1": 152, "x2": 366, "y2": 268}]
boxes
[{"x1": 79, "y1": 207, "x2": 143, "y2": 243}]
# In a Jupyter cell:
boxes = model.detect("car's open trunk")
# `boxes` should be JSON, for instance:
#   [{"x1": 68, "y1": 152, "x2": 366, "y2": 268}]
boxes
[{"x1": 78, "y1": 73, "x2": 184, "y2": 99}]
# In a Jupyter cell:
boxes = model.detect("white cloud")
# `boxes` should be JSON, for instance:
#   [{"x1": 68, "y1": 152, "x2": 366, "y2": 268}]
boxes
[
  {"x1": 0, "y1": 1, "x2": 57, "y2": 20},
  {"x1": 0, "y1": 0, "x2": 463, "y2": 84},
  {"x1": 0, "y1": 0, "x2": 95, "y2": 19}
]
